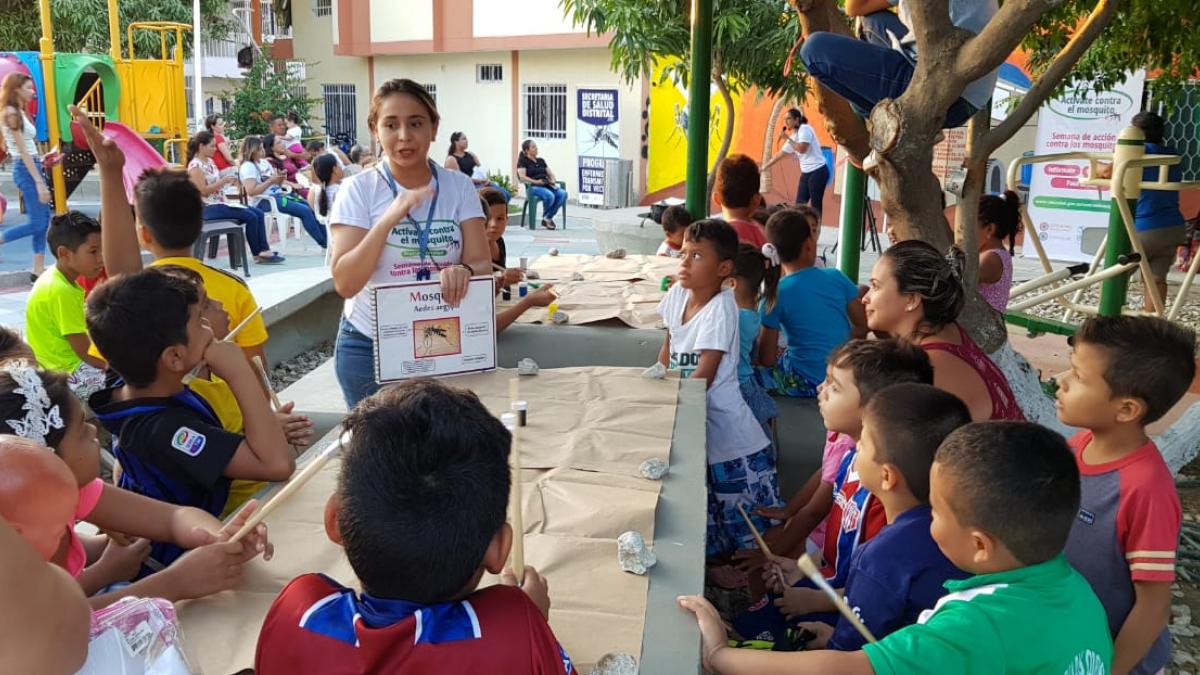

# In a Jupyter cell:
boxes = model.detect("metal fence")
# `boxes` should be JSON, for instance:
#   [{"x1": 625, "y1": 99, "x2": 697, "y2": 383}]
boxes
[
  {"x1": 322, "y1": 83, "x2": 357, "y2": 141},
  {"x1": 523, "y1": 83, "x2": 567, "y2": 140},
  {"x1": 1151, "y1": 79, "x2": 1200, "y2": 180}
]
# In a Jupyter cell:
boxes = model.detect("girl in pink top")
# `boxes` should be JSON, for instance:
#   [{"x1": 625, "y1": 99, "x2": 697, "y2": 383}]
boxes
[
  {"x1": 0, "y1": 363, "x2": 272, "y2": 606},
  {"x1": 976, "y1": 191, "x2": 1020, "y2": 314},
  {"x1": 864, "y1": 240, "x2": 1023, "y2": 421}
]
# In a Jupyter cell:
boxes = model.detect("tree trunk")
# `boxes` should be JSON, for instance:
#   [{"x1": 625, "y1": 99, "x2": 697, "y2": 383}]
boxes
[
  {"x1": 957, "y1": 106, "x2": 992, "y2": 292},
  {"x1": 761, "y1": 96, "x2": 793, "y2": 194},
  {"x1": 786, "y1": 0, "x2": 870, "y2": 161},
  {"x1": 704, "y1": 69, "x2": 737, "y2": 212}
]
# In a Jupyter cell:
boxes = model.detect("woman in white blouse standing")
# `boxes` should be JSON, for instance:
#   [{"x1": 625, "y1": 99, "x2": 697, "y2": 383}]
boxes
[
  {"x1": 0, "y1": 73, "x2": 51, "y2": 276},
  {"x1": 328, "y1": 79, "x2": 488, "y2": 407},
  {"x1": 762, "y1": 107, "x2": 830, "y2": 218}
]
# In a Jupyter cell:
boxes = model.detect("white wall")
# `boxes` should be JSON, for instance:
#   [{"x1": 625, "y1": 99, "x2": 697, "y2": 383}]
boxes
[
  {"x1": 372, "y1": 52, "x2": 515, "y2": 183},
  {"x1": 370, "y1": 0, "x2": 433, "y2": 43},
  {"x1": 517, "y1": 48, "x2": 642, "y2": 202},
  {"x1": 473, "y1": 0, "x2": 583, "y2": 38},
  {"x1": 292, "y1": 0, "x2": 372, "y2": 143}
]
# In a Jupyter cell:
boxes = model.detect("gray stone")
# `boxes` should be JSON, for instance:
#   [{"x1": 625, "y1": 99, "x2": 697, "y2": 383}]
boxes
[
  {"x1": 517, "y1": 358, "x2": 540, "y2": 376},
  {"x1": 605, "y1": 248, "x2": 627, "y2": 260},
  {"x1": 571, "y1": 272, "x2": 586, "y2": 281},
  {"x1": 617, "y1": 531, "x2": 656, "y2": 575},
  {"x1": 588, "y1": 652, "x2": 638, "y2": 675},
  {"x1": 551, "y1": 311, "x2": 570, "y2": 324},
  {"x1": 548, "y1": 247, "x2": 560, "y2": 256},
  {"x1": 525, "y1": 270, "x2": 541, "y2": 280},
  {"x1": 639, "y1": 458, "x2": 669, "y2": 480}
]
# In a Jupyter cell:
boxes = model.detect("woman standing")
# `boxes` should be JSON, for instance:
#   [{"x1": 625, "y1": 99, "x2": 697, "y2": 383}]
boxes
[
  {"x1": 445, "y1": 131, "x2": 509, "y2": 200},
  {"x1": 329, "y1": 79, "x2": 488, "y2": 407},
  {"x1": 1, "y1": 73, "x2": 50, "y2": 276},
  {"x1": 186, "y1": 131, "x2": 283, "y2": 264},
  {"x1": 238, "y1": 135, "x2": 327, "y2": 249},
  {"x1": 761, "y1": 108, "x2": 829, "y2": 217},
  {"x1": 862, "y1": 240, "x2": 1022, "y2": 421},
  {"x1": 204, "y1": 114, "x2": 236, "y2": 175},
  {"x1": 517, "y1": 139, "x2": 567, "y2": 230}
]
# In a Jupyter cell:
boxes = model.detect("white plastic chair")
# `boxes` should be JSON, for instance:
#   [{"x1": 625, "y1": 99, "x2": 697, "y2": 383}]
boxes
[{"x1": 256, "y1": 194, "x2": 307, "y2": 253}]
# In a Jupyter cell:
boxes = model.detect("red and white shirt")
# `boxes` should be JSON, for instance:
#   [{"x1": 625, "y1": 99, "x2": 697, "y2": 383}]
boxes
[
  {"x1": 255, "y1": 574, "x2": 573, "y2": 675},
  {"x1": 1064, "y1": 431, "x2": 1179, "y2": 674},
  {"x1": 819, "y1": 448, "x2": 886, "y2": 587}
]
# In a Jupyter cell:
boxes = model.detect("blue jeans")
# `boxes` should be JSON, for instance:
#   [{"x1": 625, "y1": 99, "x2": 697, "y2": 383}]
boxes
[
  {"x1": 8, "y1": 160, "x2": 49, "y2": 254},
  {"x1": 256, "y1": 196, "x2": 327, "y2": 248},
  {"x1": 528, "y1": 185, "x2": 567, "y2": 221},
  {"x1": 800, "y1": 11, "x2": 978, "y2": 129},
  {"x1": 334, "y1": 316, "x2": 379, "y2": 409},
  {"x1": 203, "y1": 203, "x2": 270, "y2": 255}
]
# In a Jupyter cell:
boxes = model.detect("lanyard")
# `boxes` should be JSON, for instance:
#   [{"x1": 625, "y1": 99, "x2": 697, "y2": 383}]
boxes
[{"x1": 378, "y1": 159, "x2": 441, "y2": 280}]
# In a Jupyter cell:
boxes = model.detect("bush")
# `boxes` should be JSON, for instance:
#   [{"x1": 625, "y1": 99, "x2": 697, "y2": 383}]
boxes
[
  {"x1": 487, "y1": 170, "x2": 517, "y2": 198},
  {"x1": 219, "y1": 46, "x2": 320, "y2": 139}
]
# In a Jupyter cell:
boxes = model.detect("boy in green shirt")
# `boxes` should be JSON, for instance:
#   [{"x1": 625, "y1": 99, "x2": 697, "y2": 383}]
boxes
[
  {"x1": 25, "y1": 212, "x2": 106, "y2": 394},
  {"x1": 679, "y1": 421, "x2": 1113, "y2": 674}
]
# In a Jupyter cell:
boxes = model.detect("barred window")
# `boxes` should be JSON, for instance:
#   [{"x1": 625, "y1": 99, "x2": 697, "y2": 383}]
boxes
[
  {"x1": 422, "y1": 83, "x2": 437, "y2": 105},
  {"x1": 476, "y1": 64, "x2": 503, "y2": 83},
  {"x1": 522, "y1": 84, "x2": 567, "y2": 140},
  {"x1": 314, "y1": 0, "x2": 332, "y2": 17},
  {"x1": 286, "y1": 61, "x2": 308, "y2": 101},
  {"x1": 322, "y1": 84, "x2": 357, "y2": 141}
]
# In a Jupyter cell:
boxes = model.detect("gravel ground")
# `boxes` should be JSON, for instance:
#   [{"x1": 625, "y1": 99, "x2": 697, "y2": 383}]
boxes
[
  {"x1": 1024, "y1": 277, "x2": 1200, "y2": 332},
  {"x1": 264, "y1": 341, "x2": 333, "y2": 391}
]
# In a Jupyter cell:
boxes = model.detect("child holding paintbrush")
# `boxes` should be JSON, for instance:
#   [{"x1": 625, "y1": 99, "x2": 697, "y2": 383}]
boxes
[
  {"x1": 256, "y1": 380, "x2": 573, "y2": 674},
  {"x1": 762, "y1": 384, "x2": 970, "y2": 651},
  {"x1": 680, "y1": 421, "x2": 1114, "y2": 674}
]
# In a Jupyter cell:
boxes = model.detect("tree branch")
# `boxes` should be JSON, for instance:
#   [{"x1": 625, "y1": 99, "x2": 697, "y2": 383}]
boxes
[
  {"x1": 957, "y1": 107, "x2": 992, "y2": 291},
  {"x1": 955, "y1": 0, "x2": 1057, "y2": 84},
  {"x1": 902, "y1": 0, "x2": 961, "y2": 54},
  {"x1": 976, "y1": 0, "x2": 1122, "y2": 157}
]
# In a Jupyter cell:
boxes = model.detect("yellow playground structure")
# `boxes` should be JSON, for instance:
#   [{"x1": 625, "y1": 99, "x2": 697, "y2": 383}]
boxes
[{"x1": 1, "y1": 0, "x2": 191, "y2": 212}]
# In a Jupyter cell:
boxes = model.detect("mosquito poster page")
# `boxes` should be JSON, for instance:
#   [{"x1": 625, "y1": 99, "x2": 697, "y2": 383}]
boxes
[
  {"x1": 372, "y1": 277, "x2": 497, "y2": 383},
  {"x1": 577, "y1": 87, "x2": 620, "y2": 206}
]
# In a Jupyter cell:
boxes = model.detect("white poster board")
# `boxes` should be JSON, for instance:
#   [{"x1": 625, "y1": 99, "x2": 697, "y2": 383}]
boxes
[
  {"x1": 372, "y1": 277, "x2": 497, "y2": 382},
  {"x1": 1026, "y1": 71, "x2": 1145, "y2": 262},
  {"x1": 576, "y1": 87, "x2": 620, "y2": 206}
]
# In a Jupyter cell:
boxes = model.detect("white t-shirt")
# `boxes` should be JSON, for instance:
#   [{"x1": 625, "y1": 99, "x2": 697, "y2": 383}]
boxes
[
  {"x1": 657, "y1": 284, "x2": 769, "y2": 464},
  {"x1": 656, "y1": 241, "x2": 683, "y2": 258},
  {"x1": 784, "y1": 124, "x2": 826, "y2": 173},
  {"x1": 286, "y1": 126, "x2": 303, "y2": 142},
  {"x1": 3, "y1": 107, "x2": 38, "y2": 159},
  {"x1": 330, "y1": 162, "x2": 485, "y2": 335},
  {"x1": 239, "y1": 160, "x2": 283, "y2": 197},
  {"x1": 893, "y1": 0, "x2": 999, "y2": 109}
]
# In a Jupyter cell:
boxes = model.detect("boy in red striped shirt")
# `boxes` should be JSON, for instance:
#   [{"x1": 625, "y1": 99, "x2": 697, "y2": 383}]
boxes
[{"x1": 1057, "y1": 316, "x2": 1196, "y2": 675}]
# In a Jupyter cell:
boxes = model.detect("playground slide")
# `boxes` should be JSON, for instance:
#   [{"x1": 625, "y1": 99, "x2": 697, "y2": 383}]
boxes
[{"x1": 69, "y1": 120, "x2": 167, "y2": 203}]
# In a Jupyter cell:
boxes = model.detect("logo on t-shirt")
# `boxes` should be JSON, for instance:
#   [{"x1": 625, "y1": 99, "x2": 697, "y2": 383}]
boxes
[
  {"x1": 1063, "y1": 649, "x2": 1107, "y2": 675},
  {"x1": 171, "y1": 427, "x2": 207, "y2": 457},
  {"x1": 1077, "y1": 508, "x2": 1096, "y2": 525}
]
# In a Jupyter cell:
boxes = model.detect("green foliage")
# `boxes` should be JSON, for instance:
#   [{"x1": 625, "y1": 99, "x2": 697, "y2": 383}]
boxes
[
  {"x1": 218, "y1": 47, "x2": 319, "y2": 138},
  {"x1": 0, "y1": 0, "x2": 234, "y2": 57},
  {"x1": 1019, "y1": 0, "x2": 1199, "y2": 107},
  {"x1": 559, "y1": 0, "x2": 806, "y2": 101},
  {"x1": 487, "y1": 170, "x2": 517, "y2": 199}
]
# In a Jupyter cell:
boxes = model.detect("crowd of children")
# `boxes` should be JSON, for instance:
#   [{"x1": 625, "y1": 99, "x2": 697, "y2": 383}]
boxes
[{"x1": 3, "y1": 74, "x2": 1199, "y2": 675}]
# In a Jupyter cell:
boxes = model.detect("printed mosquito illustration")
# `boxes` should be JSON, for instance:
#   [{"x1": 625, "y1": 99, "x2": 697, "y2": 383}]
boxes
[
  {"x1": 581, "y1": 123, "x2": 620, "y2": 155},
  {"x1": 420, "y1": 325, "x2": 453, "y2": 357}
]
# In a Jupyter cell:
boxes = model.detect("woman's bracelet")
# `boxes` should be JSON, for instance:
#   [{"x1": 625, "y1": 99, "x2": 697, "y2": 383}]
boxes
[{"x1": 456, "y1": 263, "x2": 475, "y2": 276}]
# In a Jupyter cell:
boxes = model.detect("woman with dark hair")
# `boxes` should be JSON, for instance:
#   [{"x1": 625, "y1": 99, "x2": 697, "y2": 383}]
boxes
[
  {"x1": 976, "y1": 190, "x2": 1021, "y2": 313},
  {"x1": 863, "y1": 240, "x2": 1022, "y2": 421},
  {"x1": 444, "y1": 131, "x2": 510, "y2": 200},
  {"x1": 204, "y1": 114, "x2": 236, "y2": 173},
  {"x1": 307, "y1": 154, "x2": 343, "y2": 219},
  {"x1": 328, "y1": 79, "x2": 488, "y2": 407},
  {"x1": 761, "y1": 107, "x2": 830, "y2": 216},
  {"x1": 187, "y1": 131, "x2": 282, "y2": 264},
  {"x1": 1, "y1": 72, "x2": 50, "y2": 275},
  {"x1": 263, "y1": 133, "x2": 308, "y2": 198},
  {"x1": 238, "y1": 135, "x2": 327, "y2": 249},
  {"x1": 517, "y1": 139, "x2": 567, "y2": 230}
]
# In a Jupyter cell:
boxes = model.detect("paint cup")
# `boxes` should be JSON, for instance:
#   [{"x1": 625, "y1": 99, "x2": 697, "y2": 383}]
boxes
[
  {"x1": 519, "y1": 256, "x2": 529, "y2": 270},
  {"x1": 660, "y1": 276, "x2": 671, "y2": 292},
  {"x1": 547, "y1": 302, "x2": 559, "y2": 321},
  {"x1": 518, "y1": 280, "x2": 528, "y2": 298},
  {"x1": 500, "y1": 412, "x2": 517, "y2": 430},
  {"x1": 511, "y1": 400, "x2": 528, "y2": 427}
]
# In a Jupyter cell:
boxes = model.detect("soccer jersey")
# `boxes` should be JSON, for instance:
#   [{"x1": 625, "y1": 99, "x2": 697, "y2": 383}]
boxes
[
  {"x1": 149, "y1": 257, "x2": 268, "y2": 350},
  {"x1": 255, "y1": 574, "x2": 573, "y2": 675},
  {"x1": 828, "y1": 505, "x2": 966, "y2": 651},
  {"x1": 90, "y1": 375, "x2": 243, "y2": 568},
  {"x1": 820, "y1": 448, "x2": 886, "y2": 588},
  {"x1": 864, "y1": 555, "x2": 1112, "y2": 675},
  {"x1": 1064, "y1": 431, "x2": 1179, "y2": 675},
  {"x1": 810, "y1": 432, "x2": 857, "y2": 549}
]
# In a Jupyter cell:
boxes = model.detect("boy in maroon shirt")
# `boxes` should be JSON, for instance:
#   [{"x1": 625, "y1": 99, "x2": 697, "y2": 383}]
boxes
[
  {"x1": 1058, "y1": 316, "x2": 1196, "y2": 675},
  {"x1": 255, "y1": 380, "x2": 571, "y2": 674}
]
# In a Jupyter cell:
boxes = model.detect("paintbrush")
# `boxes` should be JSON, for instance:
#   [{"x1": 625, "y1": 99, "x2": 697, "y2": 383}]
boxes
[
  {"x1": 796, "y1": 554, "x2": 877, "y2": 643},
  {"x1": 183, "y1": 307, "x2": 263, "y2": 384},
  {"x1": 736, "y1": 503, "x2": 786, "y2": 590}
]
